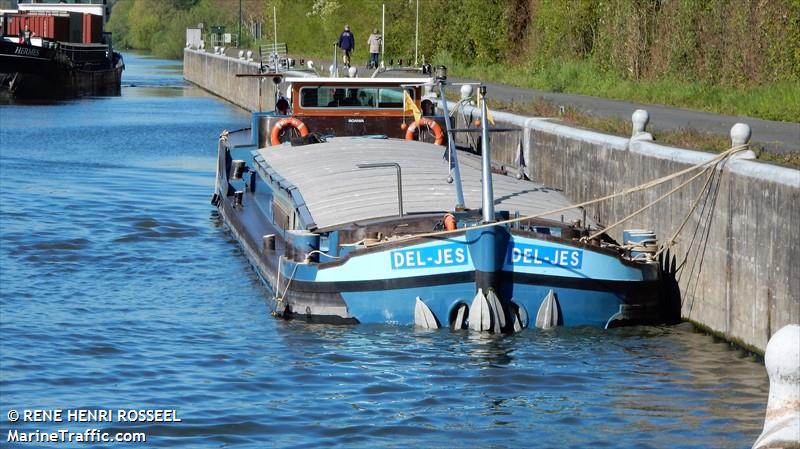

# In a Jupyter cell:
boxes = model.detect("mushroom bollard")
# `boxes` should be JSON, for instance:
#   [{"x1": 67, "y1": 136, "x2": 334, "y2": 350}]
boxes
[
  {"x1": 731, "y1": 123, "x2": 757, "y2": 160},
  {"x1": 752, "y1": 324, "x2": 800, "y2": 449},
  {"x1": 630, "y1": 109, "x2": 653, "y2": 141}
]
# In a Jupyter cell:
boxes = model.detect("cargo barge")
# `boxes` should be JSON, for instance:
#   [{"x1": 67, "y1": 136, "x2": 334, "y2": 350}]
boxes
[
  {"x1": 0, "y1": 1, "x2": 123, "y2": 99},
  {"x1": 213, "y1": 71, "x2": 669, "y2": 331}
]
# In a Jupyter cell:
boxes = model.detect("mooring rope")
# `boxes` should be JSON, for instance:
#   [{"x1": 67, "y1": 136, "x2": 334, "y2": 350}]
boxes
[
  {"x1": 450, "y1": 98, "x2": 479, "y2": 149},
  {"x1": 304, "y1": 249, "x2": 343, "y2": 260},
  {"x1": 653, "y1": 156, "x2": 726, "y2": 259},
  {"x1": 272, "y1": 250, "x2": 342, "y2": 314},
  {"x1": 584, "y1": 163, "x2": 715, "y2": 241},
  {"x1": 585, "y1": 144, "x2": 745, "y2": 258},
  {"x1": 361, "y1": 144, "x2": 750, "y2": 249},
  {"x1": 273, "y1": 256, "x2": 300, "y2": 313}
]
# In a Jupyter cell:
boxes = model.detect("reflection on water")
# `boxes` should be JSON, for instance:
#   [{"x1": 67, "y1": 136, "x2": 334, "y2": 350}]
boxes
[{"x1": 0, "y1": 52, "x2": 768, "y2": 449}]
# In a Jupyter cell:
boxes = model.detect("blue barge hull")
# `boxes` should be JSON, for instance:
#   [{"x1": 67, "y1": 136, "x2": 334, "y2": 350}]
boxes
[{"x1": 214, "y1": 132, "x2": 666, "y2": 331}]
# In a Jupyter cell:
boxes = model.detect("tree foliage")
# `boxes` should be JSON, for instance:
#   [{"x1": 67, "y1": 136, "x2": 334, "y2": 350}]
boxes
[{"x1": 107, "y1": 0, "x2": 798, "y2": 86}]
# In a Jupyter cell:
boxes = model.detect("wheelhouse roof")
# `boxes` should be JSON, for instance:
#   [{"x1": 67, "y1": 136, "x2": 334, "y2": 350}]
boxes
[{"x1": 255, "y1": 137, "x2": 587, "y2": 231}]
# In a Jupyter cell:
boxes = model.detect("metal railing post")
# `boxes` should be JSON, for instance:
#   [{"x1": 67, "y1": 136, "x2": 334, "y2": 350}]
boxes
[
  {"x1": 480, "y1": 85, "x2": 494, "y2": 223},
  {"x1": 357, "y1": 162, "x2": 404, "y2": 217}
]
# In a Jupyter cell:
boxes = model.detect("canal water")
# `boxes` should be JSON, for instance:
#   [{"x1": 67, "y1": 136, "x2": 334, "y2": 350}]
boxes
[{"x1": 0, "y1": 53, "x2": 769, "y2": 448}]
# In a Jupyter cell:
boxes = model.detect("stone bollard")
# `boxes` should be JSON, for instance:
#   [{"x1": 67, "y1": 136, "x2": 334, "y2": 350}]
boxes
[
  {"x1": 238, "y1": 50, "x2": 244, "y2": 60},
  {"x1": 731, "y1": 123, "x2": 757, "y2": 159},
  {"x1": 630, "y1": 109, "x2": 653, "y2": 141},
  {"x1": 752, "y1": 324, "x2": 800, "y2": 449},
  {"x1": 460, "y1": 84, "x2": 474, "y2": 101}
]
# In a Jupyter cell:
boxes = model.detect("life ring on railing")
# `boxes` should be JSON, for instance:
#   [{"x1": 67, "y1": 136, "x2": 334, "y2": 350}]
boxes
[
  {"x1": 443, "y1": 213, "x2": 457, "y2": 231},
  {"x1": 270, "y1": 117, "x2": 309, "y2": 145},
  {"x1": 405, "y1": 118, "x2": 445, "y2": 145}
]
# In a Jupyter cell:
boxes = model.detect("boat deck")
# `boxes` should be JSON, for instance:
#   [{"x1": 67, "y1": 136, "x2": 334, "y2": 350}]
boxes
[{"x1": 255, "y1": 137, "x2": 589, "y2": 230}]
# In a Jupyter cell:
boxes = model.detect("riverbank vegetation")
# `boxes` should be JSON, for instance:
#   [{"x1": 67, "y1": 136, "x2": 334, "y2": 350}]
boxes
[{"x1": 108, "y1": 0, "x2": 799, "y2": 123}]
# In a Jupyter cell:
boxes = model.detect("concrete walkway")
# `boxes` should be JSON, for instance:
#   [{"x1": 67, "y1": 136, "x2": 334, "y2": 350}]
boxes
[{"x1": 452, "y1": 78, "x2": 800, "y2": 154}]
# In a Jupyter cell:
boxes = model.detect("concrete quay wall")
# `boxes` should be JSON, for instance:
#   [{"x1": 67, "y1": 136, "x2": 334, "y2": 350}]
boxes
[
  {"x1": 183, "y1": 48, "x2": 273, "y2": 112},
  {"x1": 534, "y1": 128, "x2": 798, "y2": 353},
  {"x1": 183, "y1": 48, "x2": 799, "y2": 353}
]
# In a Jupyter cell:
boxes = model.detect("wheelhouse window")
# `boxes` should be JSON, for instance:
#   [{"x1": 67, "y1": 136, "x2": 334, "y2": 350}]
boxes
[{"x1": 299, "y1": 87, "x2": 414, "y2": 109}]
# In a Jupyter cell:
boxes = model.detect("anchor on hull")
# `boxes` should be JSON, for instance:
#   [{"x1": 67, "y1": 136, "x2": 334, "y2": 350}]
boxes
[
  {"x1": 414, "y1": 296, "x2": 440, "y2": 329},
  {"x1": 467, "y1": 288, "x2": 528, "y2": 333},
  {"x1": 414, "y1": 290, "x2": 530, "y2": 333},
  {"x1": 535, "y1": 289, "x2": 561, "y2": 329},
  {"x1": 415, "y1": 288, "x2": 562, "y2": 333}
]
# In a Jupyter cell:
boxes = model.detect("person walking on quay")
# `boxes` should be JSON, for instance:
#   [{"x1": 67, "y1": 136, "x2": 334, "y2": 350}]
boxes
[
  {"x1": 338, "y1": 25, "x2": 355, "y2": 68},
  {"x1": 367, "y1": 28, "x2": 381, "y2": 69}
]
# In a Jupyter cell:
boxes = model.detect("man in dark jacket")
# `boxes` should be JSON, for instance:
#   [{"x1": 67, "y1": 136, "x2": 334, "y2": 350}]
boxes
[
  {"x1": 21, "y1": 23, "x2": 35, "y2": 45},
  {"x1": 338, "y1": 25, "x2": 355, "y2": 68}
]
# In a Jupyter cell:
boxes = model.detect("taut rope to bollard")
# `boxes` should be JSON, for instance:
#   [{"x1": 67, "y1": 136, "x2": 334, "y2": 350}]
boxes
[
  {"x1": 585, "y1": 143, "x2": 747, "y2": 258},
  {"x1": 585, "y1": 163, "x2": 715, "y2": 242}
]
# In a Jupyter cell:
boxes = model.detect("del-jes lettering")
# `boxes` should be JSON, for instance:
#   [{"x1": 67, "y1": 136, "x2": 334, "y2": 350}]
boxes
[
  {"x1": 508, "y1": 243, "x2": 583, "y2": 269},
  {"x1": 391, "y1": 244, "x2": 467, "y2": 269}
]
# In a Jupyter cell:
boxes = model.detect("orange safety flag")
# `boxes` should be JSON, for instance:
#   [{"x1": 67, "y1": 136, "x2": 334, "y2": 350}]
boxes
[
  {"x1": 477, "y1": 90, "x2": 495, "y2": 125},
  {"x1": 403, "y1": 90, "x2": 422, "y2": 122}
]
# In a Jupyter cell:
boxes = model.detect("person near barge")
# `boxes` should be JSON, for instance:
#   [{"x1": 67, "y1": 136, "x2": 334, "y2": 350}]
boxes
[
  {"x1": 21, "y1": 23, "x2": 35, "y2": 45},
  {"x1": 337, "y1": 25, "x2": 355, "y2": 68},
  {"x1": 367, "y1": 29, "x2": 381, "y2": 69},
  {"x1": 275, "y1": 97, "x2": 290, "y2": 115}
]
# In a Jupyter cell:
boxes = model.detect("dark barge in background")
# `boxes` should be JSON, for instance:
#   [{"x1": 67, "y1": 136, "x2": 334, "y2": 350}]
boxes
[{"x1": 0, "y1": 1, "x2": 123, "y2": 99}]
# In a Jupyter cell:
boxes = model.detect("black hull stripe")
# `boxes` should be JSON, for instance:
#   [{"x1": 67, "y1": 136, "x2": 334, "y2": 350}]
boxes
[
  {"x1": 286, "y1": 270, "x2": 656, "y2": 295},
  {"x1": 287, "y1": 271, "x2": 476, "y2": 293}
]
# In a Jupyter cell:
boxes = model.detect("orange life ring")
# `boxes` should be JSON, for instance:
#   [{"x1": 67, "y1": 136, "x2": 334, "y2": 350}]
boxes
[
  {"x1": 443, "y1": 213, "x2": 457, "y2": 231},
  {"x1": 270, "y1": 117, "x2": 309, "y2": 145},
  {"x1": 405, "y1": 118, "x2": 445, "y2": 145}
]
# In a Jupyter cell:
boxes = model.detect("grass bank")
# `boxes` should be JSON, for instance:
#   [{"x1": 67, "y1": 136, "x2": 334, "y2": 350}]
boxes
[{"x1": 440, "y1": 56, "x2": 800, "y2": 124}]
